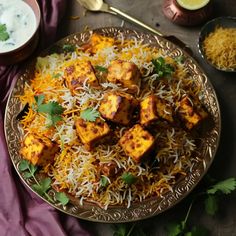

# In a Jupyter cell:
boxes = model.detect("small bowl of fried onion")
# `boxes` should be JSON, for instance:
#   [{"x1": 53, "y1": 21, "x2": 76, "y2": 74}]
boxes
[{"x1": 198, "y1": 16, "x2": 236, "y2": 72}]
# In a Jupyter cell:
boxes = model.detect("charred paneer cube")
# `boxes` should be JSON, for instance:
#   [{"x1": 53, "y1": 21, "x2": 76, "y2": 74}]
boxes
[
  {"x1": 107, "y1": 60, "x2": 141, "y2": 93},
  {"x1": 20, "y1": 134, "x2": 59, "y2": 166},
  {"x1": 140, "y1": 95, "x2": 173, "y2": 126},
  {"x1": 140, "y1": 95, "x2": 159, "y2": 126},
  {"x1": 177, "y1": 96, "x2": 208, "y2": 130},
  {"x1": 64, "y1": 60, "x2": 99, "y2": 91},
  {"x1": 99, "y1": 92, "x2": 137, "y2": 125},
  {"x1": 119, "y1": 124, "x2": 155, "y2": 163},
  {"x1": 82, "y1": 33, "x2": 115, "y2": 54},
  {"x1": 156, "y1": 97, "x2": 174, "y2": 123},
  {"x1": 75, "y1": 118, "x2": 110, "y2": 150}
]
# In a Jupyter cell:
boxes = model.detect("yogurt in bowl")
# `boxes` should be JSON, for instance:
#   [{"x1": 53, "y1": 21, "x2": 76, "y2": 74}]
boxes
[
  {"x1": 0, "y1": 0, "x2": 40, "y2": 65},
  {"x1": 0, "y1": 0, "x2": 37, "y2": 53}
]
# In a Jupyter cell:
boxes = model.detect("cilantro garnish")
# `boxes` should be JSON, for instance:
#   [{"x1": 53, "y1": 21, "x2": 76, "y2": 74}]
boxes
[
  {"x1": 151, "y1": 57, "x2": 174, "y2": 78},
  {"x1": 34, "y1": 94, "x2": 45, "y2": 107},
  {"x1": 19, "y1": 159, "x2": 69, "y2": 205},
  {"x1": 62, "y1": 44, "x2": 76, "y2": 52},
  {"x1": 95, "y1": 65, "x2": 108, "y2": 73},
  {"x1": 207, "y1": 177, "x2": 236, "y2": 195},
  {"x1": 100, "y1": 176, "x2": 109, "y2": 188},
  {"x1": 19, "y1": 160, "x2": 53, "y2": 202},
  {"x1": 204, "y1": 195, "x2": 218, "y2": 216},
  {"x1": 32, "y1": 178, "x2": 51, "y2": 197},
  {"x1": 34, "y1": 95, "x2": 64, "y2": 127},
  {"x1": 121, "y1": 172, "x2": 137, "y2": 185},
  {"x1": 55, "y1": 192, "x2": 69, "y2": 206},
  {"x1": 80, "y1": 108, "x2": 100, "y2": 122},
  {"x1": 19, "y1": 159, "x2": 38, "y2": 179},
  {"x1": 165, "y1": 177, "x2": 236, "y2": 236},
  {"x1": 37, "y1": 101, "x2": 64, "y2": 115},
  {"x1": 174, "y1": 55, "x2": 186, "y2": 64},
  {"x1": 0, "y1": 24, "x2": 9, "y2": 41}
]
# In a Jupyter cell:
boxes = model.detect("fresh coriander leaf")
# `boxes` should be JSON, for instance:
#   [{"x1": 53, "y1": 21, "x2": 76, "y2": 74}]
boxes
[
  {"x1": 185, "y1": 226, "x2": 208, "y2": 236},
  {"x1": 207, "y1": 177, "x2": 236, "y2": 195},
  {"x1": 19, "y1": 159, "x2": 38, "y2": 178},
  {"x1": 46, "y1": 114, "x2": 63, "y2": 127},
  {"x1": 151, "y1": 57, "x2": 174, "y2": 78},
  {"x1": 52, "y1": 73, "x2": 62, "y2": 78},
  {"x1": 80, "y1": 108, "x2": 100, "y2": 122},
  {"x1": 34, "y1": 94, "x2": 45, "y2": 107},
  {"x1": 175, "y1": 55, "x2": 186, "y2": 64},
  {"x1": 55, "y1": 192, "x2": 69, "y2": 206},
  {"x1": 95, "y1": 65, "x2": 108, "y2": 73},
  {"x1": 37, "y1": 101, "x2": 64, "y2": 116},
  {"x1": 113, "y1": 224, "x2": 128, "y2": 236},
  {"x1": 32, "y1": 184, "x2": 45, "y2": 196},
  {"x1": 166, "y1": 222, "x2": 182, "y2": 236},
  {"x1": 33, "y1": 178, "x2": 52, "y2": 196},
  {"x1": 23, "y1": 172, "x2": 34, "y2": 179},
  {"x1": 0, "y1": 24, "x2": 9, "y2": 41},
  {"x1": 19, "y1": 159, "x2": 30, "y2": 171},
  {"x1": 100, "y1": 176, "x2": 109, "y2": 187},
  {"x1": 28, "y1": 163, "x2": 38, "y2": 176},
  {"x1": 121, "y1": 172, "x2": 137, "y2": 185},
  {"x1": 40, "y1": 178, "x2": 52, "y2": 192},
  {"x1": 204, "y1": 195, "x2": 218, "y2": 216},
  {"x1": 63, "y1": 44, "x2": 76, "y2": 52}
]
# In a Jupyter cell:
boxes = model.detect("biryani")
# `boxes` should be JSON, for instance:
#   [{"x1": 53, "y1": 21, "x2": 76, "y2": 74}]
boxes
[
  {"x1": 203, "y1": 27, "x2": 236, "y2": 70},
  {"x1": 19, "y1": 32, "x2": 208, "y2": 209}
]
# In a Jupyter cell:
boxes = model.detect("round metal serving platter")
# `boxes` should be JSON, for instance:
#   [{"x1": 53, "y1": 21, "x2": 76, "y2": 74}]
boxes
[{"x1": 4, "y1": 27, "x2": 221, "y2": 223}]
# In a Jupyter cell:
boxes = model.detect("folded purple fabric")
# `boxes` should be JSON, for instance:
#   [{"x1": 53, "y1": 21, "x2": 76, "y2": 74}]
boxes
[{"x1": 0, "y1": 1, "x2": 91, "y2": 235}]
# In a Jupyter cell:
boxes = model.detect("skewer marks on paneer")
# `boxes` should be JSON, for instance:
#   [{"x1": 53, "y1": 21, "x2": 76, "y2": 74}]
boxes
[
  {"x1": 20, "y1": 134, "x2": 59, "y2": 166},
  {"x1": 119, "y1": 124, "x2": 155, "y2": 163},
  {"x1": 99, "y1": 92, "x2": 137, "y2": 125},
  {"x1": 177, "y1": 96, "x2": 208, "y2": 130},
  {"x1": 64, "y1": 60, "x2": 99, "y2": 91},
  {"x1": 107, "y1": 60, "x2": 141, "y2": 94},
  {"x1": 75, "y1": 118, "x2": 110, "y2": 150}
]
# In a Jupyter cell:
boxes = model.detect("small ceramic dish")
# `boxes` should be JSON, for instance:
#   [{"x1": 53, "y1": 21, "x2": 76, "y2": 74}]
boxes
[
  {"x1": 198, "y1": 16, "x2": 236, "y2": 72},
  {"x1": 0, "y1": 0, "x2": 41, "y2": 65}
]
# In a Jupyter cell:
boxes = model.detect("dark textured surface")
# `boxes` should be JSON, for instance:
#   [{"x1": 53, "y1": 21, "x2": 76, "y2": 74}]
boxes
[{"x1": 58, "y1": 0, "x2": 236, "y2": 235}]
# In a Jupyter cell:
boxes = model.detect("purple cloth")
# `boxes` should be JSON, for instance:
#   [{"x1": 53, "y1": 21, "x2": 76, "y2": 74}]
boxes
[{"x1": 0, "y1": 1, "x2": 91, "y2": 235}]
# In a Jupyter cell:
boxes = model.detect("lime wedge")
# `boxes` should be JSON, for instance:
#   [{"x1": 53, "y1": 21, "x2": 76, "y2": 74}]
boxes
[{"x1": 176, "y1": 0, "x2": 210, "y2": 10}]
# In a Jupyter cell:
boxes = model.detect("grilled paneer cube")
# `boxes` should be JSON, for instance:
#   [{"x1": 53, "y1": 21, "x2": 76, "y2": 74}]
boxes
[
  {"x1": 177, "y1": 96, "x2": 208, "y2": 130},
  {"x1": 82, "y1": 33, "x2": 115, "y2": 54},
  {"x1": 140, "y1": 95, "x2": 173, "y2": 126},
  {"x1": 156, "y1": 97, "x2": 174, "y2": 123},
  {"x1": 119, "y1": 124, "x2": 155, "y2": 163},
  {"x1": 75, "y1": 118, "x2": 110, "y2": 150},
  {"x1": 140, "y1": 95, "x2": 158, "y2": 126},
  {"x1": 107, "y1": 60, "x2": 141, "y2": 93},
  {"x1": 64, "y1": 60, "x2": 99, "y2": 91},
  {"x1": 20, "y1": 134, "x2": 59, "y2": 166},
  {"x1": 99, "y1": 92, "x2": 137, "y2": 125}
]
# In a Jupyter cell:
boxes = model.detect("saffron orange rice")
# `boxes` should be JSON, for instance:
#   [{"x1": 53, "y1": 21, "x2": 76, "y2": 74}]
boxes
[{"x1": 19, "y1": 32, "x2": 206, "y2": 209}]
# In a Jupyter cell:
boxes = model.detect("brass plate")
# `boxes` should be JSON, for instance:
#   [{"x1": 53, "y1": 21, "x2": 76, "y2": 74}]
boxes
[{"x1": 4, "y1": 27, "x2": 221, "y2": 223}]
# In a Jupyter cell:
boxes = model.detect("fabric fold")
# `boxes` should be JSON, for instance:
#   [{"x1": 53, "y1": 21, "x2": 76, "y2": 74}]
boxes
[{"x1": 0, "y1": 1, "x2": 91, "y2": 235}]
